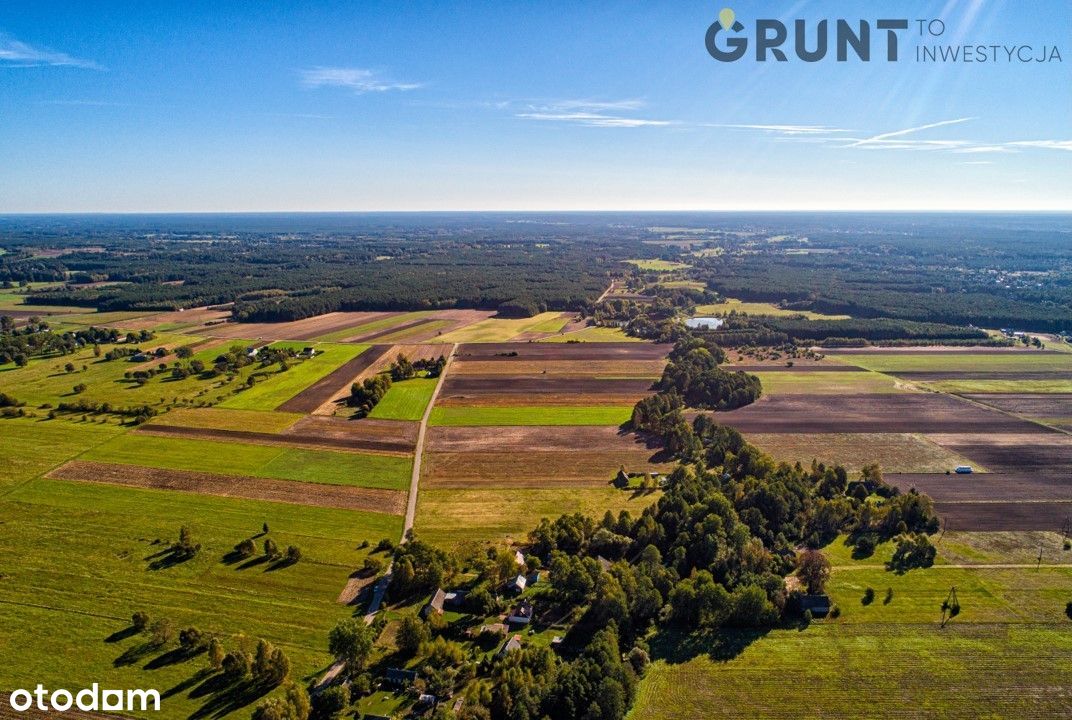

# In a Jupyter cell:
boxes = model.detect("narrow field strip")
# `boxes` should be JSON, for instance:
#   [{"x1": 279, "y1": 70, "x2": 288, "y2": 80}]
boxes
[
  {"x1": 428, "y1": 405, "x2": 633, "y2": 426},
  {"x1": 48, "y1": 461, "x2": 407, "y2": 514},
  {"x1": 135, "y1": 423, "x2": 413, "y2": 456}
]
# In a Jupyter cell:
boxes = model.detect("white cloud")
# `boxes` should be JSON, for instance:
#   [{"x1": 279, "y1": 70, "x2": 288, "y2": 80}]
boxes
[
  {"x1": 300, "y1": 67, "x2": 421, "y2": 93},
  {"x1": 846, "y1": 117, "x2": 976, "y2": 148},
  {"x1": 715, "y1": 123, "x2": 850, "y2": 135},
  {"x1": 0, "y1": 34, "x2": 102, "y2": 69},
  {"x1": 514, "y1": 99, "x2": 673, "y2": 128},
  {"x1": 1007, "y1": 140, "x2": 1072, "y2": 152}
]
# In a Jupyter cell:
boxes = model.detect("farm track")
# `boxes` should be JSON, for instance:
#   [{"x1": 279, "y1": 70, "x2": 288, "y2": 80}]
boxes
[
  {"x1": 133, "y1": 423, "x2": 414, "y2": 455},
  {"x1": 275, "y1": 344, "x2": 393, "y2": 413},
  {"x1": 48, "y1": 461, "x2": 407, "y2": 514}
]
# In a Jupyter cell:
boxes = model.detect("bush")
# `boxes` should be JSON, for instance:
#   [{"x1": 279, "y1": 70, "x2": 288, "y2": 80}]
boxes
[
  {"x1": 862, "y1": 587, "x2": 875, "y2": 605},
  {"x1": 362, "y1": 556, "x2": 385, "y2": 576},
  {"x1": 131, "y1": 610, "x2": 150, "y2": 631},
  {"x1": 852, "y1": 533, "x2": 878, "y2": 559},
  {"x1": 234, "y1": 538, "x2": 256, "y2": 558},
  {"x1": 285, "y1": 545, "x2": 302, "y2": 563},
  {"x1": 1066, "y1": 602, "x2": 1072, "y2": 621}
]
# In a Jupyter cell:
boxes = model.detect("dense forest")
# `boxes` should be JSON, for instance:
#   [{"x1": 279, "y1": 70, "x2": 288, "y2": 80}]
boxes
[{"x1": 1, "y1": 212, "x2": 1068, "y2": 330}]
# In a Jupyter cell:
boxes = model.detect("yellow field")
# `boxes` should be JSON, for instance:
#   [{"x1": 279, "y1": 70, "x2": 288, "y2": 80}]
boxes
[
  {"x1": 433, "y1": 312, "x2": 570, "y2": 343},
  {"x1": 695, "y1": 298, "x2": 850, "y2": 320}
]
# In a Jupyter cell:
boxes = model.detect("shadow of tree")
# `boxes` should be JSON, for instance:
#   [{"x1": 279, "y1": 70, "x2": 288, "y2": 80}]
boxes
[
  {"x1": 114, "y1": 640, "x2": 163, "y2": 667},
  {"x1": 647, "y1": 627, "x2": 769, "y2": 665},
  {"x1": 105, "y1": 625, "x2": 140, "y2": 643}
]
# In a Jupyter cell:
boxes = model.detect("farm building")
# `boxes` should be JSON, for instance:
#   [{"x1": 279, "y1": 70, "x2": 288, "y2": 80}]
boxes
[
  {"x1": 422, "y1": 587, "x2": 467, "y2": 618},
  {"x1": 497, "y1": 635, "x2": 523, "y2": 658},
  {"x1": 300, "y1": 346, "x2": 318, "y2": 357},
  {"x1": 508, "y1": 599, "x2": 534, "y2": 625},
  {"x1": 507, "y1": 574, "x2": 527, "y2": 594},
  {"x1": 799, "y1": 594, "x2": 832, "y2": 617},
  {"x1": 384, "y1": 668, "x2": 418, "y2": 687}
]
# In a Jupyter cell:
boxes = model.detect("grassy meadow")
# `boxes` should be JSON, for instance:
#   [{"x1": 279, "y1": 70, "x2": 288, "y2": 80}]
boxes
[
  {"x1": 219, "y1": 342, "x2": 368, "y2": 411},
  {"x1": 368, "y1": 377, "x2": 438, "y2": 421}
]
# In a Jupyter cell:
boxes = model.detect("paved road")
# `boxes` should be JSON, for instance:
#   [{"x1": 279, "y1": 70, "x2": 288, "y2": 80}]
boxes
[{"x1": 400, "y1": 344, "x2": 457, "y2": 544}]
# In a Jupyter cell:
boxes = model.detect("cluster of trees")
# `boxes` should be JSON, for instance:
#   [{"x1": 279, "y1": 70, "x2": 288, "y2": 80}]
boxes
[
  {"x1": 655, "y1": 336, "x2": 762, "y2": 410},
  {"x1": 53, "y1": 398, "x2": 157, "y2": 424},
  {"x1": 348, "y1": 374, "x2": 391, "y2": 417},
  {"x1": 233, "y1": 536, "x2": 303, "y2": 566}
]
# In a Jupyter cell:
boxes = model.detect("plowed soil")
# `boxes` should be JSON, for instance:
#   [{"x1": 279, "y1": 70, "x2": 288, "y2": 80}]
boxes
[
  {"x1": 713, "y1": 394, "x2": 1052, "y2": 434},
  {"x1": 454, "y1": 342, "x2": 670, "y2": 361},
  {"x1": 422, "y1": 450, "x2": 674, "y2": 488},
  {"x1": 135, "y1": 423, "x2": 414, "y2": 455},
  {"x1": 285, "y1": 415, "x2": 418, "y2": 450},
  {"x1": 425, "y1": 425, "x2": 663, "y2": 453},
  {"x1": 889, "y1": 473, "x2": 1072, "y2": 501},
  {"x1": 451, "y1": 359, "x2": 667, "y2": 377},
  {"x1": 961, "y1": 393, "x2": 1072, "y2": 417},
  {"x1": 203, "y1": 311, "x2": 393, "y2": 341},
  {"x1": 932, "y1": 501, "x2": 1072, "y2": 531},
  {"x1": 49, "y1": 460, "x2": 406, "y2": 514}
]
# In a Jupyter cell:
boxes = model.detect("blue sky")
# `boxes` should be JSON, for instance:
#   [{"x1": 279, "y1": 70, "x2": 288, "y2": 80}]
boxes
[{"x1": 1, "y1": 0, "x2": 1070, "y2": 212}]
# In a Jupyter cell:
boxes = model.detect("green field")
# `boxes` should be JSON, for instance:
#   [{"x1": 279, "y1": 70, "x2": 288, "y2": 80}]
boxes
[
  {"x1": 148, "y1": 407, "x2": 304, "y2": 433},
  {"x1": 695, "y1": 298, "x2": 849, "y2": 320},
  {"x1": 833, "y1": 351, "x2": 1072, "y2": 373},
  {"x1": 625, "y1": 259, "x2": 691, "y2": 271},
  {"x1": 631, "y1": 534, "x2": 1072, "y2": 719},
  {"x1": 0, "y1": 332, "x2": 286, "y2": 411},
  {"x1": 0, "y1": 477, "x2": 400, "y2": 720},
  {"x1": 526, "y1": 312, "x2": 571, "y2": 333},
  {"x1": 428, "y1": 405, "x2": 633, "y2": 426},
  {"x1": 416, "y1": 487, "x2": 661, "y2": 548},
  {"x1": 0, "y1": 418, "x2": 124, "y2": 489},
  {"x1": 82, "y1": 433, "x2": 412, "y2": 490},
  {"x1": 921, "y1": 378, "x2": 1072, "y2": 394},
  {"x1": 368, "y1": 377, "x2": 438, "y2": 421},
  {"x1": 219, "y1": 342, "x2": 368, "y2": 411},
  {"x1": 753, "y1": 370, "x2": 908, "y2": 395},
  {"x1": 541, "y1": 326, "x2": 643, "y2": 343},
  {"x1": 434, "y1": 312, "x2": 574, "y2": 343}
]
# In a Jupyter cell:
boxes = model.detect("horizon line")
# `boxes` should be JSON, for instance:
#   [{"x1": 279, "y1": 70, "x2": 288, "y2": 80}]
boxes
[{"x1": 2, "y1": 208, "x2": 1071, "y2": 216}]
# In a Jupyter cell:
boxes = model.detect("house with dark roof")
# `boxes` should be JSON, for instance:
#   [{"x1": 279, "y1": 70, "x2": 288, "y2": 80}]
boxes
[
  {"x1": 508, "y1": 599, "x2": 534, "y2": 625},
  {"x1": 384, "y1": 668, "x2": 418, "y2": 687}
]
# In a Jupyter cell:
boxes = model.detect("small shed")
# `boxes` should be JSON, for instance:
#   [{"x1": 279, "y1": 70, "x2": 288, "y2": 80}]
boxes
[
  {"x1": 514, "y1": 550, "x2": 526, "y2": 566},
  {"x1": 799, "y1": 594, "x2": 832, "y2": 617}
]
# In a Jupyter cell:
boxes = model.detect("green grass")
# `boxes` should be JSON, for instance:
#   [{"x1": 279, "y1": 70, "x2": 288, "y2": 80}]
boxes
[
  {"x1": 82, "y1": 433, "x2": 412, "y2": 490},
  {"x1": 631, "y1": 534, "x2": 1072, "y2": 720},
  {"x1": 219, "y1": 342, "x2": 368, "y2": 411},
  {"x1": 753, "y1": 370, "x2": 908, "y2": 395},
  {"x1": 541, "y1": 326, "x2": 643, "y2": 343},
  {"x1": 0, "y1": 477, "x2": 400, "y2": 720},
  {"x1": 148, "y1": 407, "x2": 304, "y2": 433},
  {"x1": 434, "y1": 312, "x2": 574, "y2": 343},
  {"x1": 526, "y1": 313, "x2": 571, "y2": 333},
  {"x1": 921, "y1": 378, "x2": 1072, "y2": 394},
  {"x1": 0, "y1": 417, "x2": 124, "y2": 489},
  {"x1": 834, "y1": 351, "x2": 1072, "y2": 373},
  {"x1": 428, "y1": 405, "x2": 633, "y2": 426},
  {"x1": 625, "y1": 259, "x2": 691, "y2": 271},
  {"x1": 695, "y1": 298, "x2": 849, "y2": 320},
  {"x1": 368, "y1": 377, "x2": 438, "y2": 421},
  {"x1": 417, "y1": 487, "x2": 660, "y2": 548},
  {"x1": 0, "y1": 333, "x2": 281, "y2": 412}
]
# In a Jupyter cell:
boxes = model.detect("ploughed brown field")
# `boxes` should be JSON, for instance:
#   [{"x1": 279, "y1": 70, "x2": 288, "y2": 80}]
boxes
[
  {"x1": 421, "y1": 450, "x2": 674, "y2": 489},
  {"x1": 451, "y1": 359, "x2": 667, "y2": 377},
  {"x1": 201, "y1": 311, "x2": 396, "y2": 340},
  {"x1": 924, "y1": 433, "x2": 1072, "y2": 474},
  {"x1": 284, "y1": 415, "x2": 418, "y2": 451},
  {"x1": 454, "y1": 342, "x2": 671, "y2": 361},
  {"x1": 105, "y1": 305, "x2": 233, "y2": 331},
  {"x1": 888, "y1": 472, "x2": 1072, "y2": 502},
  {"x1": 437, "y1": 376, "x2": 654, "y2": 407},
  {"x1": 425, "y1": 425, "x2": 664, "y2": 453},
  {"x1": 820, "y1": 347, "x2": 1066, "y2": 355},
  {"x1": 712, "y1": 394, "x2": 1050, "y2": 434},
  {"x1": 276, "y1": 344, "x2": 393, "y2": 413},
  {"x1": 134, "y1": 423, "x2": 413, "y2": 456},
  {"x1": 962, "y1": 393, "x2": 1072, "y2": 418},
  {"x1": 48, "y1": 461, "x2": 407, "y2": 514},
  {"x1": 931, "y1": 502, "x2": 1072, "y2": 532}
]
